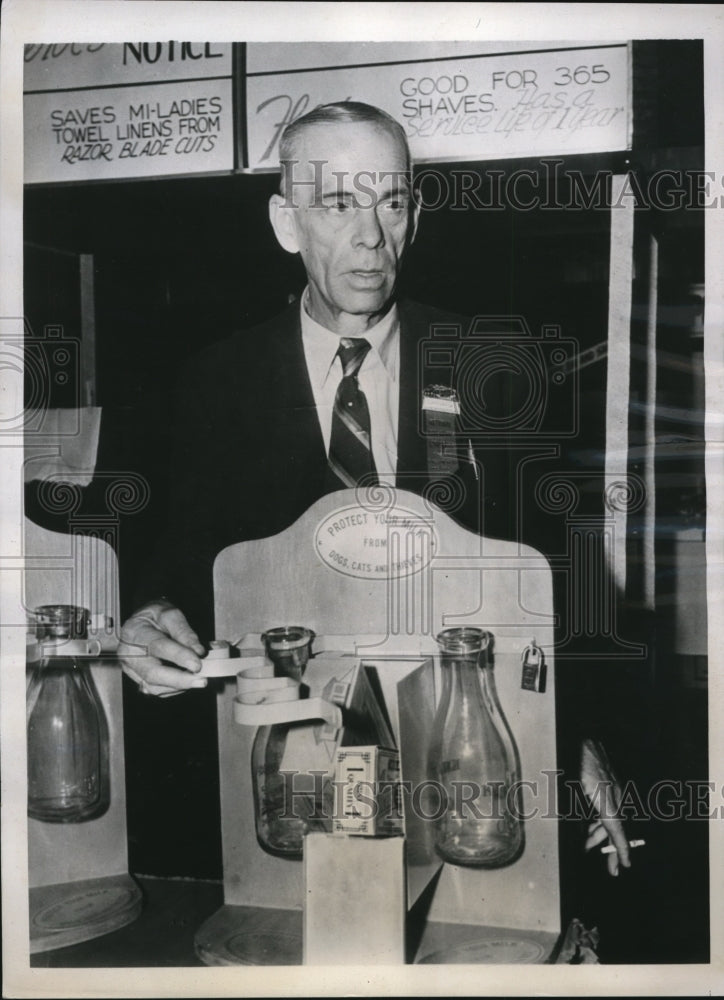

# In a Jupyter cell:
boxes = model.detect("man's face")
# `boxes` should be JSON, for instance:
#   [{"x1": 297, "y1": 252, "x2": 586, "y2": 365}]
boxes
[{"x1": 270, "y1": 121, "x2": 418, "y2": 334}]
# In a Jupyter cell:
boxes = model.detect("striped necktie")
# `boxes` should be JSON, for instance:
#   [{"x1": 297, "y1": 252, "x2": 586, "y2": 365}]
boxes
[{"x1": 326, "y1": 338, "x2": 378, "y2": 490}]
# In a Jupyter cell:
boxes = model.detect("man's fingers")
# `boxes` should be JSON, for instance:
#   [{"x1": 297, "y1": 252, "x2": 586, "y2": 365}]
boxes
[
  {"x1": 580, "y1": 739, "x2": 623, "y2": 812},
  {"x1": 602, "y1": 817, "x2": 632, "y2": 868},
  {"x1": 120, "y1": 652, "x2": 208, "y2": 691},
  {"x1": 122, "y1": 662, "x2": 186, "y2": 698},
  {"x1": 158, "y1": 607, "x2": 206, "y2": 657},
  {"x1": 579, "y1": 740, "x2": 632, "y2": 876},
  {"x1": 120, "y1": 603, "x2": 205, "y2": 665},
  {"x1": 120, "y1": 626, "x2": 203, "y2": 673},
  {"x1": 119, "y1": 601, "x2": 207, "y2": 697},
  {"x1": 145, "y1": 632, "x2": 204, "y2": 673},
  {"x1": 142, "y1": 681, "x2": 196, "y2": 698},
  {"x1": 584, "y1": 823, "x2": 608, "y2": 852}
]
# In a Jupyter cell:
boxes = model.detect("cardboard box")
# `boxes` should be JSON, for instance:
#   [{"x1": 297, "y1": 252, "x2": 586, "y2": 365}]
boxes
[{"x1": 235, "y1": 657, "x2": 396, "y2": 836}]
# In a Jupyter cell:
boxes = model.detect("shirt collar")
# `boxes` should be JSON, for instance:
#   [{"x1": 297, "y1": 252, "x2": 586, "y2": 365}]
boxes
[{"x1": 300, "y1": 287, "x2": 399, "y2": 390}]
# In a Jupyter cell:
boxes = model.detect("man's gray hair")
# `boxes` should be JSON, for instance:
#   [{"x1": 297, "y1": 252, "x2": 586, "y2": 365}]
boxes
[{"x1": 278, "y1": 101, "x2": 412, "y2": 196}]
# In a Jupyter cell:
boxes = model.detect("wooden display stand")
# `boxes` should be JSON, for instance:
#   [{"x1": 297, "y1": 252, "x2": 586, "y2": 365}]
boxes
[
  {"x1": 195, "y1": 488, "x2": 560, "y2": 965},
  {"x1": 23, "y1": 519, "x2": 142, "y2": 953}
]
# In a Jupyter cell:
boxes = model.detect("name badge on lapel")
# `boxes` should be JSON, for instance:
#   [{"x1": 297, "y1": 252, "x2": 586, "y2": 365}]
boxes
[
  {"x1": 422, "y1": 385, "x2": 460, "y2": 476},
  {"x1": 422, "y1": 384, "x2": 461, "y2": 416}
]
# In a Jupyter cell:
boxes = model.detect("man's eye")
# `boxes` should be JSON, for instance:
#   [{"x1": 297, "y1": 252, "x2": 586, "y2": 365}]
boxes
[
  {"x1": 327, "y1": 200, "x2": 352, "y2": 213},
  {"x1": 383, "y1": 199, "x2": 407, "y2": 213}
]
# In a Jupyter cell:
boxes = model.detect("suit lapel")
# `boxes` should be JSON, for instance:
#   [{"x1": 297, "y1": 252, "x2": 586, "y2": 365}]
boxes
[
  {"x1": 266, "y1": 303, "x2": 329, "y2": 512},
  {"x1": 273, "y1": 300, "x2": 433, "y2": 496},
  {"x1": 265, "y1": 300, "x2": 458, "y2": 502},
  {"x1": 396, "y1": 301, "x2": 430, "y2": 487}
]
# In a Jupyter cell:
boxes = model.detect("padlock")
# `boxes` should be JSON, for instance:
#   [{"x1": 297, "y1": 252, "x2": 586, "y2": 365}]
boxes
[{"x1": 521, "y1": 640, "x2": 546, "y2": 693}]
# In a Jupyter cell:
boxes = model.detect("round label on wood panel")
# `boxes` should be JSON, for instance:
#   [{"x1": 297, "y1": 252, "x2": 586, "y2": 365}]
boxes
[{"x1": 314, "y1": 504, "x2": 437, "y2": 580}]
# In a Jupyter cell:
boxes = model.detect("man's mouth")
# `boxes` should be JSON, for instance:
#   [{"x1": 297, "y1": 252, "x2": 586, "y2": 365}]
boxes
[{"x1": 347, "y1": 269, "x2": 386, "y2": 288}]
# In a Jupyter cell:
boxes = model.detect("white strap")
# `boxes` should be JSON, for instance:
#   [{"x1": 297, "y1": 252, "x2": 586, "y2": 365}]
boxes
[
  {"x1": 35, "y1": 638, "x2": 102, "y2": 658},
  {"x1": 233, "y1": 694, "x2": 342, "y2": 729}
]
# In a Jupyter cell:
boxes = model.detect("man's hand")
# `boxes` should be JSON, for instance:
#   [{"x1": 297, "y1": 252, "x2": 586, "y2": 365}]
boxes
[
  {"x1": 580, "y1": 738, "x2": 632, "y2": 877},
  {"x1": 118, "y1": 599, "x2": 208, "y2": 697}
]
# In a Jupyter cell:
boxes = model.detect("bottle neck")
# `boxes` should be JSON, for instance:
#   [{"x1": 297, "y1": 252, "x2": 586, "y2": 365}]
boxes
[{"x1": 440, "y1": 653, "x2": 487, "y2": 705}]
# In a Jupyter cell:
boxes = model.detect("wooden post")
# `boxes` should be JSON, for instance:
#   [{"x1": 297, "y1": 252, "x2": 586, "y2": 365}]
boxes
[
  {"x1": 643, "y1": 233, "x2": 659, "y2": 610},
  {"x1": 79, "y1": 254, "x2": 96, "y2": 407},
  {"x1": 604, "y1": 176, "x2": 635, "y2": 596}
]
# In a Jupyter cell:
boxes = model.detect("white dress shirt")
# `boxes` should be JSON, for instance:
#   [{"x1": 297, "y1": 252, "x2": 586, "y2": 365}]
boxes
[{"x1": 299, "y1": 288, "x2": 400, "y2": 479}]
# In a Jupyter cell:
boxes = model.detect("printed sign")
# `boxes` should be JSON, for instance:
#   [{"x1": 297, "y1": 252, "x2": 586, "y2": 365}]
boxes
[
  {"x1": 314, "y1": 504, "x2": 437, "y2": 580},
  {"x1": 246, "y1": 43, "x2": 630, "y2": 170},
  {"x1": 24, "y1": 42, "x2": 234, "y2": 183},
  {"x1": 23, "y1": 42, "x2": 631, "y2": 182}
]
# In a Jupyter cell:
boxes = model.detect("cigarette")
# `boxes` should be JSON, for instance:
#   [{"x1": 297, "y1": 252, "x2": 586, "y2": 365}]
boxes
[{"x1": 600, "y1": 838, "x2": 645, "y2": 855}]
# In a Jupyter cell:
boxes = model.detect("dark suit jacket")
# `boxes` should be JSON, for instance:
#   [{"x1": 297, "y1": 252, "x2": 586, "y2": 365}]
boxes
[{"x1": 137, "y1": 299, "x2": 514, "y2": 639}]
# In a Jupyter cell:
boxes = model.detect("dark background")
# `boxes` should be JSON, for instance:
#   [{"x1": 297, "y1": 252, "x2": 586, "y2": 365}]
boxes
[{"x1": 23, "y1": 40, "x2": 708, "y2": 962}]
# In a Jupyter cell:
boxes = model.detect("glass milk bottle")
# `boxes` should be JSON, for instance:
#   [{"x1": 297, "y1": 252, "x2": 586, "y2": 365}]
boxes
[
  {"x1": 251, "y1": 626, "x2": 315, "y2": 857},
  {"x1": 428, "y1": 627, "x2": 523, "y2": 867},
  {"x1": 26, "y1": 604, "x2": 108, "y2": 823}
]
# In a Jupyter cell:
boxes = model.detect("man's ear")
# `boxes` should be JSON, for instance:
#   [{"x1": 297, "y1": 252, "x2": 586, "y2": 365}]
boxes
[{"x1": 269, "y1": 193, "x2": 300, "y2": 254}]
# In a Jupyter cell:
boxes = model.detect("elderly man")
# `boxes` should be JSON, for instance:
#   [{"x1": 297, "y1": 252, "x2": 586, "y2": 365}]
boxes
[
  {"x1": 119, "y1": 101, "x2": 630, "y2": 875},
  {"x1": 120, "y1": 102, "x2": 488, "y2": 686}
]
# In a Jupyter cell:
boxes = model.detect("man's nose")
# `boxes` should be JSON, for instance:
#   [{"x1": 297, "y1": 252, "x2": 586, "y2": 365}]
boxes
[{"x1": 352, "y1": 206, "x2": 385, "y2": 249}]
